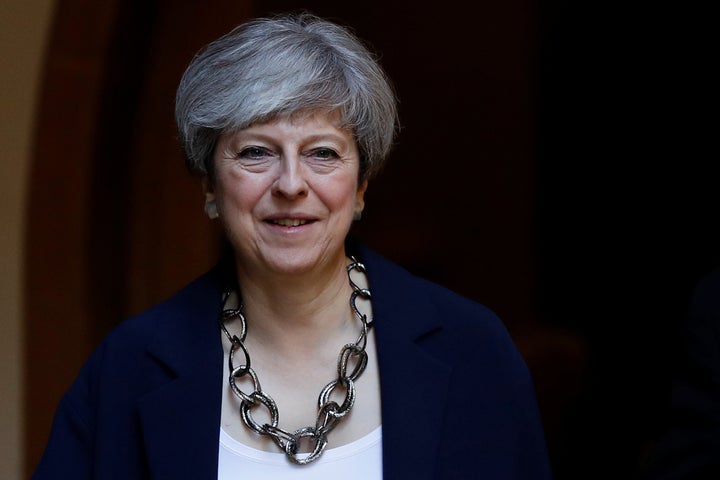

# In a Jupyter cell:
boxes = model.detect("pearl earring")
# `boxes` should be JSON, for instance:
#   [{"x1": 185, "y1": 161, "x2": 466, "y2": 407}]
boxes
[{"x1": 204, "y1": 200, "x2": 219, "y2": 219}]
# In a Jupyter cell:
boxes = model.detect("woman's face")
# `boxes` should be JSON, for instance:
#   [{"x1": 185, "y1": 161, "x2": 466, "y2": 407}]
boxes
[{"x1": 208, "y1": 111, "x2": 367, "y2": 277}]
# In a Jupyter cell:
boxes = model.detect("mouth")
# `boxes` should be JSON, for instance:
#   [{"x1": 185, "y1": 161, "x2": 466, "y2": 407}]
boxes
[{"x1": 266, "y1": 218, "x2": 314, "y2": 227}]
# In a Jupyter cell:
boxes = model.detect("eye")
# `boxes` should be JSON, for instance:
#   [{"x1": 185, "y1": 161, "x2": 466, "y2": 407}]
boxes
[
  {"x1": 237, "y1": 146, "x2": 270, "y2": 159},
  {"x1": 310, "y1": 148, "x2": 340, "y2": 160}
]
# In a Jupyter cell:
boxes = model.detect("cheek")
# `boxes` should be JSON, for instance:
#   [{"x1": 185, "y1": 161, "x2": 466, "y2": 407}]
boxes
[
  {"x1": 215, "y1": 172, "x2": 266, "y2": 210},
  {"x1": 319, "y1": 178, "x2": 359, "y2": 210}
]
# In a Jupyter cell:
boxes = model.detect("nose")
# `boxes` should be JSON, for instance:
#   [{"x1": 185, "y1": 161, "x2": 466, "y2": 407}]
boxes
[{"x1": 272, "y1": 155, "x2": 308, "y2": 199}]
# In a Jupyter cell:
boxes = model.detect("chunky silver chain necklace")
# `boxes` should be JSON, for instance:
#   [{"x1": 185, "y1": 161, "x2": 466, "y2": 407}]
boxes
[{"x1": 219, "y1": 257, "x2": 373, "y2": 465}]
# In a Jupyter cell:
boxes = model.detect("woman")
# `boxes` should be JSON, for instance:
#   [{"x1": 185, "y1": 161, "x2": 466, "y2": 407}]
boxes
[{"x1": 33, "y1": 13, "x2": 552, "y2": 479}]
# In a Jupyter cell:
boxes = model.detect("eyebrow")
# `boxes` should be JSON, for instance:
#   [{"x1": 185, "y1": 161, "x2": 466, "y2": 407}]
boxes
[{"x1": 229, "y1": 131, "x2": 353, "y2": 148}]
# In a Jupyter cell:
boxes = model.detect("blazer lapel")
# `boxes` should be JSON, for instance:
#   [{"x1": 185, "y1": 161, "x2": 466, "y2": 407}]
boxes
[
  {"x1": 136, "y1": 273, "x2": 225, "y2": 479},
  {"x1": 361, "y1": 246, "x2": 452, "y2": 479},
  {"x1": 376, "y1": 321, "x2": 452, "y2": 480}
]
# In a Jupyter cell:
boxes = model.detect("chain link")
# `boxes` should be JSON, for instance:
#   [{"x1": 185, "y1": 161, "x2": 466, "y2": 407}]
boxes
[{"x1": 219, "y1": 257, "x2": 372, "y2": 465}]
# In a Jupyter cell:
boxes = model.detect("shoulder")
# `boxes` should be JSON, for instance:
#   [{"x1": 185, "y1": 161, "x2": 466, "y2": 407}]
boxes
[
  {"x1": 355, "y1": 243, "x2": 527, "y2": 377},
  {"x1": 356, "y1": 241, "x2": 505, "y2": 327},
  {"x1": 65, "y1": 268, "x2": 224, "y2": 401},
  {"x1": 416, "y1": 276, "x2": 529, "y2": 379},
  {"x1": 100, "y1": 269, "x2": 223, "y2": 353}
]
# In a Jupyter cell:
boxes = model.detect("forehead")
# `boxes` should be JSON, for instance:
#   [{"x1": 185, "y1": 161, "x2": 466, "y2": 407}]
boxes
[
  {"x1": 266, "y1": 108, "x2": 347, "y2": 130},
  {"x1": 228, "y1": 109, "x2": 354, "y2": 141}
]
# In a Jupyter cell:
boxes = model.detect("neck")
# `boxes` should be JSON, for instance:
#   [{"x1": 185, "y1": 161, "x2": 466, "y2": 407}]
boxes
[{"x1": 232, "y1": 255, "x2": 355, "y2": 347}]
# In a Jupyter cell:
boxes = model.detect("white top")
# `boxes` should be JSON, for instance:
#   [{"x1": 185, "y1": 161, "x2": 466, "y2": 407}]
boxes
[{"x1": 218, "y1": 427, "x2": 383, "y2": 479}]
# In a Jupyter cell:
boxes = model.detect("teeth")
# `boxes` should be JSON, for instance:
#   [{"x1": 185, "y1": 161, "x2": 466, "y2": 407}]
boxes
[{"x1": 272, "y1": 219, "x2": 308, "y2": 227}]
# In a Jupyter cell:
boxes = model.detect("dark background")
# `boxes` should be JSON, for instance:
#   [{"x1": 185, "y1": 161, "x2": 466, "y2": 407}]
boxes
[
  {"x1": 25, "y1": 0, "x2": 718, "y2": 478},
  {"x1": 534, "y1": 1, "x2": 717, "y2": 477}
]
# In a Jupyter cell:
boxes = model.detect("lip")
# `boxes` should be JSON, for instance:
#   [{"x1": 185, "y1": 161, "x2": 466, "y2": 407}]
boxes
[{"x1": 263, "y1": 213, "x2": 319, "y2": 229}]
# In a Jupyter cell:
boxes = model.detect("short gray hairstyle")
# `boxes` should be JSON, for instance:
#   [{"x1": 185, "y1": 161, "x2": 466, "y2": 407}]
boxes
[{"x1": 175, "y1": 13, "x2": 398, "y2": 181}]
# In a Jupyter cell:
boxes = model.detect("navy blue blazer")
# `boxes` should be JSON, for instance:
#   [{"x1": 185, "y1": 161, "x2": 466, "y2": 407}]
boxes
[{"x1": 33, "y1": 243, "x2": 552, "y2": 479}]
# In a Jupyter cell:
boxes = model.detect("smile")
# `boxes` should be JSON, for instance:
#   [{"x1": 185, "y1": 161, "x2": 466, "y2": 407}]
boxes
[{"x1": 267, "y1": 218, "x2": 312, "y2": 227}]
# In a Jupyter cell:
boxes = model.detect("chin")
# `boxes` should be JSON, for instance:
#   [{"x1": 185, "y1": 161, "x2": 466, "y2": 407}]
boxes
[
  {"x1": 264, "y1": 260, "x2": 327, "y2": 278},
  {"x1": 231, "y1": 233, "x2": 350, "y2": 278},
  {"x1": 260, "y1": 246, "x2": 339, "y2": 276}
]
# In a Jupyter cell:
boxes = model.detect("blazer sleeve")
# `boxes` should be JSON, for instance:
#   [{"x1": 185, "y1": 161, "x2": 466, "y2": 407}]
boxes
[
  {"x1": 515, "y1": 365, "x2": 554, "y2": 479},
  {"x1": 32, "y1": 344, "x2": 102, "y2": 479}
]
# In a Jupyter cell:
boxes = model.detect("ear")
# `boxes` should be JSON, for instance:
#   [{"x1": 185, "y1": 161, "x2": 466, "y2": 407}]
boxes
[
  {"x1": 201, "y1": 176, "x2": 219, "y2": 219},
  {"x1": 201, "y1": 176, "x2": 215, "y2": 203},
  {"x1": 355, "y1": 180, "x2": 368, "y2": 214}
]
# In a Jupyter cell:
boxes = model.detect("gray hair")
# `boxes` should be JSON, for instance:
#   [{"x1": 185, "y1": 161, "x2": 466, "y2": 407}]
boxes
[{"x1": 175, "y1": 13, "x2": 398, "y2": 181}]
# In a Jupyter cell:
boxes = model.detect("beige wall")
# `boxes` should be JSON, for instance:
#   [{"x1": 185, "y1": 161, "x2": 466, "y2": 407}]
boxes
[{"x1": 0, "y1": 1, "x2": 56, "y2": 478}]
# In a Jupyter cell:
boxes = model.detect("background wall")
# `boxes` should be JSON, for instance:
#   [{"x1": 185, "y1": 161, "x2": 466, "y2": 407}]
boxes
[
  {"x1": 0, "y1": 1, "x2": 56, "y2": 479},
  {"x1": 13, "y1": 1, "x2": 719, "y2": 479},
  {"x1": 533, "y1": 4, "x2": 718, "y2": 475}
]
